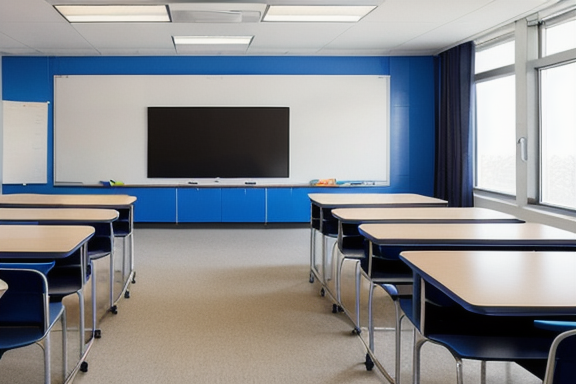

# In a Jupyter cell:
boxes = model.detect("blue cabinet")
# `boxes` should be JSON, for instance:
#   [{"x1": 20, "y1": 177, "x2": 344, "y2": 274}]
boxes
[
  {"x1": 177, "y1": 188, "x2": 222, "y2": 222},
  {"x1": 267, "y1": 188, "x2": 311, "y2": 223},
  {"x1": 221, "y1": 188, "x2": 266, "y2": 222},
  {"x1": 130, "y1": 188, "x2": 177, "y2": 222}
]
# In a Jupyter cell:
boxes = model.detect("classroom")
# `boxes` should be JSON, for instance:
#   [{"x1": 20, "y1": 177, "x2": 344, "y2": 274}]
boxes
[{"x1": 0, "y1": 0, "x2": 575, "y2": 383}]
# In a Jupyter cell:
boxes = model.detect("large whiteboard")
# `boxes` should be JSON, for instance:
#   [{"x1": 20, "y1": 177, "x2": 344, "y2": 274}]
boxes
[{"x1": 54, "y1": 75, "x2": 389, "y2": 185}]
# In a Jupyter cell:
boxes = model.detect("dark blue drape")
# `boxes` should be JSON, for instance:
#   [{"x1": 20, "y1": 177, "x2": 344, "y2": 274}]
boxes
[{"x1": 435, "y1": 42, "x2": 475, "y2": 207}]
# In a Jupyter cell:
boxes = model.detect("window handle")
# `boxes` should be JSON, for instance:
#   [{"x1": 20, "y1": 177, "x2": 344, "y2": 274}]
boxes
[{"x1": 518, "y1": 137, "x2": 527, "y2": 162}]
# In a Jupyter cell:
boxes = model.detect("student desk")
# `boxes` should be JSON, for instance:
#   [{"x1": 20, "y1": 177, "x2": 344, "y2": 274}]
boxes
[
  {"x1": 330, "y1": 207, "x2": 523, "y2": 335},
  {"x1": 0, "y1": 193, "x2": 137, "y2": 309},
  {"x1": 0, "y1": 207, "x2": 120, "y2": 318},
  {"x1": 357, "y1": 222, "x2": 576, "y2": 381},
  {"x1": 399, "y1": 250, "x2": 576, "y2": 383},
  {"x1": 0, "y1": 225, "x2": 95, "y2": 384},
  {"x1": 307, "y1": 193, "x2": 447, "y2": 301}
]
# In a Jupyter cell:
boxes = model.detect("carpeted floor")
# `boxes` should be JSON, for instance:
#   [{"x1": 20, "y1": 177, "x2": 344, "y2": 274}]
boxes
[{"x1": 0, "y1": 225, "x2": 543, "y2": 384}]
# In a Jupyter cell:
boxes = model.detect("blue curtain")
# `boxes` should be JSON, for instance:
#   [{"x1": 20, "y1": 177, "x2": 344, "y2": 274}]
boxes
[{"x1": 435, "y1": 42, "x2": 475, "y2": 207}]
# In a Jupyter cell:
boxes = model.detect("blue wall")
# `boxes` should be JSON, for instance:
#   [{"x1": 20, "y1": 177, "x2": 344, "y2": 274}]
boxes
[{"x1": 1, "y1": 56, "x2": 438, "y2": 222}]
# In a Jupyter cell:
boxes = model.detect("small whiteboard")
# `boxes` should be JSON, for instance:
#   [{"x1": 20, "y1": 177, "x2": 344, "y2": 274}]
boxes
[{"x1": 2, "y1": 101, "x2": 48, "y2": 184}]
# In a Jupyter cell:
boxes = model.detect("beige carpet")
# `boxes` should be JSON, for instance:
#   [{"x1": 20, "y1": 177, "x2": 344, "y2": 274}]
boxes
[{"x1": 0, "y1": 225, "x2": 543, "y2": 384}]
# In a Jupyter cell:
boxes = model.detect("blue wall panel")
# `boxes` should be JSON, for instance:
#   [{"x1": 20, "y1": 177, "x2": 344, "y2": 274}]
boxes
[{"x1": 2, "y1": 55, "x2": 438, "y2": 222}]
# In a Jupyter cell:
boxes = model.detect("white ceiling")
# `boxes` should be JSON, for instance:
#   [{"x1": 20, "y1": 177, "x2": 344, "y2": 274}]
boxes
[{"x1": 0, "y1": 0, "x2": 564, "y2": 56}]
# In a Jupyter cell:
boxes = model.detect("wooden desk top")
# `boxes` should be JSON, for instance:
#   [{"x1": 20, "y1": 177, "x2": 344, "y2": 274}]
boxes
[
  {"x1": 308, "y1": 193, "x2": 448, "y2": 208},
  {"x1": 359, "y1": 222, "x2": 576, "y2": 246},
  {"x1": 400, "y1": 250, "x2": 576, "y2": 315},
  {"x1": 0, "y1": 225, "x2": 95, "y2": 258},
  {"x1": 0, "y1": 208, "x2": 119, "y2": 222},
  {"x1": 332, "y1": 207, "x2": 522, "y2": 223},
  {"x1": 0, "y1": 193, "x2": 136, "y2": 208}
]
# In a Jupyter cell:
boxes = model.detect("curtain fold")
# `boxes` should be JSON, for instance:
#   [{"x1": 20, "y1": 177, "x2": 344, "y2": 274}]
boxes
[{"x1": 435, "y1": 41, "x2": 475, "y2": 207}]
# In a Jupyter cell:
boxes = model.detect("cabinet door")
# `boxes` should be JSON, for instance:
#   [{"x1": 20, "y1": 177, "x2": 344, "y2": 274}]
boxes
[
  {"x1": 177, "y1": 188, "x2": 222, "y2": 222},
  {"x1": 266, "y1": 188, "x2": 311, "y2": 223},
  {"x1": 221, "y1": 188, "x2": 265, "y2": 222},
  {"x1": 131, "y1": 188, "x2": 177, "y2": 223}
]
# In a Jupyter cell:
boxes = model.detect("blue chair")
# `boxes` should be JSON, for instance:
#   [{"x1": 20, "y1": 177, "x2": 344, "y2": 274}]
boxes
[
  {"x1": 534, "y1": 320, "x2": 576, "y2": 333},
  {"x1": 410, "y1": 280, "x2": 559, "y2": 384},
  {"x1": 87, "y1": 221, "x2": 115, "y2": 316},
  {"x1": 361, "y1": 244, "x2": 414, "y2": 384},
  {"x1": 47, "y1": 246, "x2": 91, "y2": 368},
  {"x1": 542, "y1": 328, "x2": 576, "y2": 384},
  {"x1": 0, "y1": 264, "x2": 67, "y2": 384}
]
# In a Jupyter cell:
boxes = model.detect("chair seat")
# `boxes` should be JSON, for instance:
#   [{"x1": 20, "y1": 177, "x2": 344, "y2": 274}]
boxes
[
  {"x1": 426, "y1": 334, "x2": 554, "y2": 361},
  {"x1": 0, "y1": 327, "x2": 44, "y2": 352},
  {"x1": 534, "y1": 320, "x2": 576, "y2": 333}
]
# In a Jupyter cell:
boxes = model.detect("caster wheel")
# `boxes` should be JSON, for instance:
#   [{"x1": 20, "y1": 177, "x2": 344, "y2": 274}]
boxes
[
  {"x1": 352, "y1": 327, "x2": 361, "y2": 335},
  {"x1": 124, "y1": 290, "x2": 130, "y2": 299},
  {"x1": 110, "y1": 305, "x2": 118, "y2": 315},
  {"x1": 95, "y1": 329, "x2": 102, "y2": 339},
  {"x1": 309, "y1": 273, "x2": 315, "y2": 284},
  {"x1": 332, "y1": 304, "x2": 339, "y2": 313},
  {"x1": 320, "y1": 288, "x2": 325, "y2": 297},
  {"x1": 80, "y1": 361, "x2": 89, "y2": 373},
  {"x1": 365, "y1": 354, "x2": 374, "y2": 371}
]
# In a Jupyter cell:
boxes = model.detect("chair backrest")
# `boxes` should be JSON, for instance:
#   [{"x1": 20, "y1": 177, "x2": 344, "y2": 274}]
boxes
[
  {"x1": 544, "y1": 329, "x2": 576, "y2": 384},
  {"x1": 87, "y1": 222, "x2": 113, "y2": 258},
  {"x1": 0, "y1": 268, "x2": 49, "y2": 329}
]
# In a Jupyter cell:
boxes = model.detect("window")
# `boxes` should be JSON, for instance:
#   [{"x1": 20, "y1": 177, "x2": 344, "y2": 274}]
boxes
[
  {"x1": 475, "y1": 75, "x2": 516, "y2": 195},
  {"x1": 474, "y1": 39, "x2": 516, "y2": 195},
  {"x1": 538, "y1": 11, "x2": 576, "y2": 211},
  {"x1": 475, "y1": 40, "x2": 515, "y2": 73},
  {"x1": 540, "y1": 61, "x2": 576, "y2": 210},
  {"x1": 543, "y1": 17, "x2": 576, "y2": 56}
]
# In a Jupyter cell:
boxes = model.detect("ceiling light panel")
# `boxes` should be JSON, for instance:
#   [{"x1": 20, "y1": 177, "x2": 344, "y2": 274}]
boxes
[
  {"x1": 173, "y1": 36, "x2": 254, "y2": 45},
  {"x1": 55, "y1": 5, "x2": 170, "y2": 23},
  {"x1": 263, "y1": 5, "x2": 377, "y2": 22},
  {"x1": 172, "y1": 36, "x2": 254, "y2": 55}
]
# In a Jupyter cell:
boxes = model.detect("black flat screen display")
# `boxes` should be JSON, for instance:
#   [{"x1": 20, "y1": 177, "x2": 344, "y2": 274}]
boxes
[{"x1": 147, "y1": 107, "x2": 289, "y2": 178}]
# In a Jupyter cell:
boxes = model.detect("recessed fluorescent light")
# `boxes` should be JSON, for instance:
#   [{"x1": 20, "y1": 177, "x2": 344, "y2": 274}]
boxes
[
  {"x1": 173, "y1": 36, "x2": 254, "y2": 45},
  {"x1": 263, "y1": 5, "x2": 376, "y2": 22},
  {"x1": 55, "y1": 5, "x2": 170, "y2": 23}
]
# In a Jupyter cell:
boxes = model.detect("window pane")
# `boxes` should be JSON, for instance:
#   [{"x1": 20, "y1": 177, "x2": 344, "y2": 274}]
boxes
[
  {"x1": 540, "y1": 61, "x2": 576, "y2": 210},
  {"x1": 475, "y1": 40, "x2": 515, "y2": 73},
  {"x1": 544, "y1": 19, "x2": 576, "y2": 56},
  {"x1": 475, "y1": 75, "x2": 516, "y2": 195}
]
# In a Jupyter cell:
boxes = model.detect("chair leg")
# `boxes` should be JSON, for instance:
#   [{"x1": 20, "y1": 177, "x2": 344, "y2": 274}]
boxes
[
  {"x1": 44, "y1": 332, "x2": 51, "y2": 384},
  {"x1": 393, "y1": 299, "x2": 404, "y2": 384},
  {"x1": 455, "y1": 356, "x2": 464, "y2": 384},
  {"x1": 90, "y1": 260, "x2": 98, "y2": 337},
  {"x1": 76, "y1": 290, "x2": 85, "y2": 358},
  {"x1": 309, "y1": 228, "x2": 316, "y2": 283},
  {"x1": 353, "y1": 260, "x2": 362, "y2": 334},
  {"x1": 62, "y1": 306, "x2": 68, "y2": 382},
  {"x1": 336, "y1": 252, "x2": 345, "y2": 304},
  {"x1": 412, "y1": 329, "x2": 428, "y2": 384},
  {"x1": 480, "y1": 360, "x2": 486, "y2": 384},
  {"x1": 368, "y1": 282, "x2": 375, "y2": 352}
]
